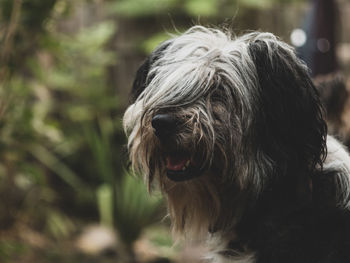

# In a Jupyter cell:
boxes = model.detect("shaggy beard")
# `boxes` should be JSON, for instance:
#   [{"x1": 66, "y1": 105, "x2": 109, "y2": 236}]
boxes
[
  {"x1": 165, "y1": 174, "x2": 221, "y2": 239},
  {"x1": 126, "y1": 106, "x2": 221, "y2": 238},
  {"x1": 135, "y1": 148, "x2": 222, "y2": 239},
  {"x1": 125, "y1": 101, "x2": 261, "y2": 240}
]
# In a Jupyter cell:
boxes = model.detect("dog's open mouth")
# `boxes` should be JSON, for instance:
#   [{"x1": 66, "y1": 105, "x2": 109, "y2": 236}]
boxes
[
  {"x1": 166, "y1": 155, "x2": 191, "y2": 172},
  {"x1": 165, "y1": 154, "x2": 204, "y2": 182}
]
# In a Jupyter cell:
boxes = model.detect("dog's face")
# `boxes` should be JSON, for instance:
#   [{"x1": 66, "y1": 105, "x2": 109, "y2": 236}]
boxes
[{"x1": 123, "y1": 26, "x2": 327, "y2": 239}]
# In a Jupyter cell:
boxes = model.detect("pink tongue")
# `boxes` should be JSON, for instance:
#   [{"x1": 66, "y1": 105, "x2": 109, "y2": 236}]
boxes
[{"x1": 166, "y1": 156, "x2": 188, "y2": 171}]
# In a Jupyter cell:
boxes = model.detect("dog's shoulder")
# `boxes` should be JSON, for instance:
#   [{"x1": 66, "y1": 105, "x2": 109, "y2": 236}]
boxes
[
  {"x1": 207, "y1": 208, "x2": 350, "y2": 263},
  {"x1": 251, "y1": 136, "x2": 350, "y2": 263},
  {"x1": 254, "y1": 207, "x2": 350, "y2": 263},
  {"x1": 317, "y1": 136, "x2": 350, "y2": 208}
]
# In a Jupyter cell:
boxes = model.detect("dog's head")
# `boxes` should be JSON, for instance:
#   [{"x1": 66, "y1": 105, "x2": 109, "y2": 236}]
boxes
[{"x1": 123, "y1": 26, "x2": 327, "y2": 239}]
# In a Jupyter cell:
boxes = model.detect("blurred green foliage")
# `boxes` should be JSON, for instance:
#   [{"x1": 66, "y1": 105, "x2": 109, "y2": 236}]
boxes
[
  {"x1": 0, "y1": 0, "x2": 166, "y2": 259},
  {"x1": 109, "y1": 0, "x2": 304, "y2": 19},
  {"x1": 141, "y1": 32, "x2": 173, "y2": 55},
  {"x1": 110, "y1": 0, "x2": 178, "y2": 17},
  {"x1": 115, "y1": 174, "x2": 163, "y2": 245},
  {"x1": 0, "y1": 240, "x2": 28, "y2": 263},
  {"x1": 1, "y1": 0, "x2": 56, "y2": 29}
]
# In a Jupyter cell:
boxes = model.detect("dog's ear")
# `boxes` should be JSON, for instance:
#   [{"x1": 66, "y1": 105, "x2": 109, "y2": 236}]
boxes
[
  {"x1": 131, "y1": 57, "x2": 151, "y2": 103},
  {"x1": 131, "y1": 41, "x2": 171, "y2": 103},
  {"x1": 248, "y1": 39, "x2": 327, "y2": 171}
]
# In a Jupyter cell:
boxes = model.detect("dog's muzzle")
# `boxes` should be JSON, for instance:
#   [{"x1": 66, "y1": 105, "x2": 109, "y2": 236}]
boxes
[{"x1": 152, "y1": 114, "x2": 206, "y2": 182}]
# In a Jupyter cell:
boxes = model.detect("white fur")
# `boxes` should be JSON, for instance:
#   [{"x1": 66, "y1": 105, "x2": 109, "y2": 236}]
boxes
[
  {"x1": 123, "y1": 100, "x2": 143, "y2": 146},
  {"x1": 209, "y1": 254, "x2": 255, "y2": 263},
  {"x1": 125, "y1": 26, "x2": 299, "y2": 128},
  {"x1": 141, "y1": 27, "x2": 256, "y2": 116},
  {"x1": 324, "y1": 135, "x2": 350, "y2": 208},
  {"x1": 205, "y1": 233, "x2": 256, "y2": 263}
]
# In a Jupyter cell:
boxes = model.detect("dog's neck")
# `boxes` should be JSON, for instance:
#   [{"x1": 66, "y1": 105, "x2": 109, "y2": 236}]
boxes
[{"x1": 210, "y1": 168, "x2": 315, "y2": 248}]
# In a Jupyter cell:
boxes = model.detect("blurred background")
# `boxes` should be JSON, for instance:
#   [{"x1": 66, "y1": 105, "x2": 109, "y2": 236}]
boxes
[{"x1": 0, "y1": 0, "x2": 349, "y2": 262}]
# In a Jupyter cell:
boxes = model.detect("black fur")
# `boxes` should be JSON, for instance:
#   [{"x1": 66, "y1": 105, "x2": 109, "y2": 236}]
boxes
[
  {"x1": 131, "y1": 42, "x2": 171, "y2": 103},
  {"x1": 231, "y1": 41, "x2": 350, "y2": 263}
]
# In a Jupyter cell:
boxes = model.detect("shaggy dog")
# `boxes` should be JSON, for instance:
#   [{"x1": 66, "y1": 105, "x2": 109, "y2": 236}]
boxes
[{"x1": 123, "y1": 26, "x2": 350, "y2": 263}]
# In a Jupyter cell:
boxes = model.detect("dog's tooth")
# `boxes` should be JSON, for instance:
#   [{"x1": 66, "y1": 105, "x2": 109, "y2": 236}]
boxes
[{"x1": 186, "y1": 160, "x2": 191, "y2": 166}]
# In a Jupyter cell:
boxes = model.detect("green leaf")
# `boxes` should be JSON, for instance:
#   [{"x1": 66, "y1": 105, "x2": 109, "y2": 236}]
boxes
[
  {"x1": 46, "y1": 209, "x2": 75, "y2": 239},
  {"x1": 97, "y1": 184, "x2": 114, "y2": 228},
  {"x1": 114, "y1": 173, "x2": 163, "y2": 245},
  {"x1": 27, "y1": 143, "x2": 88, "y2": 192}
]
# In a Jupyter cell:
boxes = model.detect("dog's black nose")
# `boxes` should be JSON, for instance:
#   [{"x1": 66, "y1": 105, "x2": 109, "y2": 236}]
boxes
[{"x1": 152, "y1": 114, "x2": 177, "y2": 138}]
